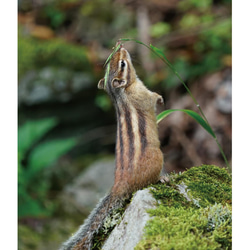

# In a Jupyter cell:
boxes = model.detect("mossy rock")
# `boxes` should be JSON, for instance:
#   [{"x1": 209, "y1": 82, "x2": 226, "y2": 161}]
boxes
[{"x1": 136, "y1": 164, "x2": 232, "y2": 250}]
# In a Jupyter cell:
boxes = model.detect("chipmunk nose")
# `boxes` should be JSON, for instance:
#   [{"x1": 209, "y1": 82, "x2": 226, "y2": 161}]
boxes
[{"x1": 115, "y1": 40, "x2": 123, "y2": 48}]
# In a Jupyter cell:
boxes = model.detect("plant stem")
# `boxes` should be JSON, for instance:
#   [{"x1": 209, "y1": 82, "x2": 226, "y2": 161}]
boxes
[{"x1": 214, "y1": 137, "x2": 230, "y2": 171}]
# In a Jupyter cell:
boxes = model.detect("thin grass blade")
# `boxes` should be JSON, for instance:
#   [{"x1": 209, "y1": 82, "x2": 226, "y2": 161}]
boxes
[
  {"x1": 104, "y1": 43, "x2": 121, "y2": 67},
  {"x1": 103, "y1": 43, "x2": 122, "y2": 88}
]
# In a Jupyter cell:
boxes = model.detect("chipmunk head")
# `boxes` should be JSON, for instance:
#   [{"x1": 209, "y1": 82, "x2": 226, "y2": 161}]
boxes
[{"x1": 98, "y1": 43, "x2": 137, "y2": 99}]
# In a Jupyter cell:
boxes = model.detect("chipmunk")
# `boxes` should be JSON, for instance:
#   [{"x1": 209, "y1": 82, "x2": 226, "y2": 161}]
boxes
[{"x1": 61, "y1": 42, "x2": 164, "y2": 250}]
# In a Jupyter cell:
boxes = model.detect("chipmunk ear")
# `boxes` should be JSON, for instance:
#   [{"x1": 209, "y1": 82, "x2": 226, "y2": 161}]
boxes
[
  {"x1": 157, "y1": 95, "x2": 164, "y2": 105},
  {"x1": 98, "y1": 78, "x2": 105, "y2": 89},
  {"x1": 112, "y1": 78, "x2": 127, "y2": 88}
]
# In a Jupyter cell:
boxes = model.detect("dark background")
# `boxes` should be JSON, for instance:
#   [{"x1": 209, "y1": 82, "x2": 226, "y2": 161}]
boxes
[{"x1": 18, "y1": 0, "x2": 231, "y2": 248}]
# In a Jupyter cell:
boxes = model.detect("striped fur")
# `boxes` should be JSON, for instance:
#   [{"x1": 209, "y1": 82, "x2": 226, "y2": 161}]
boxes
[{"x1": 61, "y1": 44, "x2": 163, "y2": 249}]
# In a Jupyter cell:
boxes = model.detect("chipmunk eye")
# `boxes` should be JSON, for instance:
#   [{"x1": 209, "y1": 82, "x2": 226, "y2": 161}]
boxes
[{"x1": 120, "y1": 60, "x2": 126, "y2": 69}]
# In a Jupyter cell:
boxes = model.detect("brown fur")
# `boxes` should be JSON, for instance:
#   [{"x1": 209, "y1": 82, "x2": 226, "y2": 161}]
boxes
[{"x1": 104, "y1": 45, "x2": 164, "y2": 198}]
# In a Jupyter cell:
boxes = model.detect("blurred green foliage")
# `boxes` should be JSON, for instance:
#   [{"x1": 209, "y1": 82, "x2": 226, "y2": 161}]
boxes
[
  {"x1": 95, "y1": 94, "x2": 112, "y2": 111},
  {"x1": 18, "y1": 33, "x2": 91, "y2": 79},
  {"x1": 191, "y1": 19, "x2": 231, "y2": 76},
  {"x1": 179, "y1": 14, "x2": 201, "y2": 29},
  {"x1": 178, "y1": 0, "x2": 213, "y2": 11},
  {"x1": 161, "y1": 8, "x2": 231, "y2": 90},
  {"x1": 44, "y1": 5, "x2": 66, "y2": 29},
  {"x1": 18, "y1": 118, "x2": 76, "y2": 218},
  {"x1": 150, "y1": 22, "x2": 171, "y2": 38}
]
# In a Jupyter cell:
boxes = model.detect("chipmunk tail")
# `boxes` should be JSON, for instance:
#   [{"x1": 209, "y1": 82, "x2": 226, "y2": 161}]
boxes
[{"x1": 60, "y1": 193, "x2": 125, "y2": 250}]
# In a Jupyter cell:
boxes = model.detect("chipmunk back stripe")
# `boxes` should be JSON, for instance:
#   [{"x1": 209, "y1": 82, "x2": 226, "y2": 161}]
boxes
[
  {"x1": 117, "y1": 108, "x2": 124, "y2": 171},
  {"x1": 123, "y1": 105, "x2": 135, "y2": 169},
  {"x1": 137, "y1": 109, "x2": 147, "y2": 155}
]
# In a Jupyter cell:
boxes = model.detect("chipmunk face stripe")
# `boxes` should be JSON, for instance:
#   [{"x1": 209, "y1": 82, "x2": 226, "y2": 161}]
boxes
[
  {"x1": 126, "y1": 62, "x2": 131, "y2": 87},
  {"x1": 120, "y1": 60, "x2": 125, "y2": 73},
  {"x1": 117, "y1": 49, "x2": 127, "y2": 77},
  {"x1": 117, "y1": 60, "x2": 126, "y2": 79}
]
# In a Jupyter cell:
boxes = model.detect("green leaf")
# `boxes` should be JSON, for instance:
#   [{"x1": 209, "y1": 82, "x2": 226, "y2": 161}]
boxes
[
  {"x1": 104, "y1": 43, "x2": 121, "y2": 67},
  {"x1": 29, "y1": 138, "x2": 76, "y2": 173},
  {"x1": 18, "y1": 118, "x2": 58, "y2": 153},
  {"x1": 157, "y1": 109, "x2": 216, "y2": 138},
  {"x1": 119, "y1": 38, "x2": 146, "y2": 45},
  {"x1": 104, "y1": 61, "x2": 110, "y2": 88}
]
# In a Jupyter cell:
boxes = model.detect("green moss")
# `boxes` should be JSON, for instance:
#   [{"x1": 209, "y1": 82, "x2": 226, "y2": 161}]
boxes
[
  {"x1": 136, "y1": 207, "x2": 222, "y2": 250},
  {"x1": 150, "y1": 185, "x2": 193, "y2": 209},
  {"x1": 175, "y1": 165, "x2": 232, "y2": 207},
  {"x1": 136, "y1": 165, "x2": 232, "y2": 250}
]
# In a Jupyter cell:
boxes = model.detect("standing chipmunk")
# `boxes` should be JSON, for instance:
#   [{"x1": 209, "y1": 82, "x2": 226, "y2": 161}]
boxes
[{"x1": 61, "y1": 42, "x2": 164, "y2": 250}]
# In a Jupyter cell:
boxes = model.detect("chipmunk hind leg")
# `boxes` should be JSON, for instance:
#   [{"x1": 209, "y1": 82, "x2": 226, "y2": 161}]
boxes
[{"x1": 129, "y1": 148, "x2": 163, "y2": 190}]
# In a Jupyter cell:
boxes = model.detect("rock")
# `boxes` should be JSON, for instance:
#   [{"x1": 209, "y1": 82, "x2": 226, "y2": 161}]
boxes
[
  {"x1": 215, "y1": 78, "x2": 232, "y2": 114},
  {"x1": 25, "y1": 83, "x2": 53, "y2": 105},
  {"x1": 63, "y1": 158, "x2": 115, "y2": 212},
  {"x1": 18, "y1": 66, "x2": 93, "y2": 106},
  {"x1": 102, "y1": 188, "x2": 157, "y2": 250}
]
